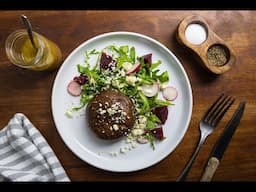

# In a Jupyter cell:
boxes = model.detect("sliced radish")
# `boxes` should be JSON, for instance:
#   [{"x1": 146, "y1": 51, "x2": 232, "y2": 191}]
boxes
[
  {"x1": 140, "y1": 81, "x2": 159, "y2": 97},
  {"x1": 126, "y1": 62, "x2": 141, "y2": 75},
  {"x1": 162, "y1": 86, "x2": 178, "y2": 101},
  {"x1": 67, "y1": 80, "x2": 82, "y2": 96}
]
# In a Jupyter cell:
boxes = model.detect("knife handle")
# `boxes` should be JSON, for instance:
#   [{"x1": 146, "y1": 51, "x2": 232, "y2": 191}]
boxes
[{"x1": 200, "y1": 157, "x2": 220, "y2": 182}]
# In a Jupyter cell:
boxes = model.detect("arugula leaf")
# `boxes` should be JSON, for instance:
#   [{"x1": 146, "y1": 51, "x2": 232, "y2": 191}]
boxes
[
  {"x1": 84, "y1": 49, "x2": 100, "y2": 67},
  {"x1": 146, "y1": 120, "x2": 155, "y2": 129},
  {"x1": 120, "y1": 85, "x2": 138, "y2": 97},
  {"x1": 137, "y1": 91, "x2": 150, "y2": 114},
  {"x1": 158, "y1": 71, "x2": 169, "y2": 83},
  {"x1": 146, "y1": 133, "x2": 155, "y2": 150},
  {"x1": 155, "y1": 99, "x2": 173, "y2": 107},
  {"x1": 117, "y1": 55, "x2": 132, "y2": 68},
  {"x1": 89, "y1": 49, "x2": 99, "y2": 55},
  {"x1": 150, "y1": 60, "x2": 162, "y2": 70},
  {"x1": 149, "y1": 113, "x2": 161, "y2": 124},
  {"x1": 130, "y1": 47, "x2": 136, "y2": 63},
  {"x1": 146, "y1": 113, "x2": 161, "y2": 129},
  {"x1": 77, "y1": 64, "x2": 101, "y2": 87},
  {"x1": 120, "y1": 45, "x2": 129, "y2": 54}
]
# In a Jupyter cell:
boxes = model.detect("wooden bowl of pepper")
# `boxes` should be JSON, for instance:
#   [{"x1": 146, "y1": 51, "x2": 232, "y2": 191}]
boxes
[{"x1": 176, "y1": 15, "x2": 236, "y2": 74}]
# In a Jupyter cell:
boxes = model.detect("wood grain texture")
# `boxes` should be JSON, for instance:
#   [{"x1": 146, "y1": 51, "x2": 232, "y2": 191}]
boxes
[{"x1": 0, "y1": 10, "x2": 255, "y2": 181}]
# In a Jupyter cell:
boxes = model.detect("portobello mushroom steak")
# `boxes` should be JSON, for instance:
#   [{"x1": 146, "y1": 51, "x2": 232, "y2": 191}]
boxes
[{"x1": 87, "y1": 90, "x2": 136, "y2": 139}]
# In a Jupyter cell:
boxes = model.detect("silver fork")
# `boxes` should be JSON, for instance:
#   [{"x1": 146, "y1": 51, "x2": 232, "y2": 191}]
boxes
[{"x1": 177, "y1": 93, "x2": 235, "y2": 181}]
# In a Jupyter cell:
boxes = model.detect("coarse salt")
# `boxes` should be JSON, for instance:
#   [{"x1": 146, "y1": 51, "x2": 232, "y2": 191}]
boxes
[{"x1": 185, "y1": 23, "x2": 207, "y2": 45}]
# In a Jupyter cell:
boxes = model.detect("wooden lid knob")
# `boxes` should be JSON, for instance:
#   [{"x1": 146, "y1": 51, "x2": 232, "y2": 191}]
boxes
[{"x1": 176, "y1": 15, "x2": 236, "y2": 74}]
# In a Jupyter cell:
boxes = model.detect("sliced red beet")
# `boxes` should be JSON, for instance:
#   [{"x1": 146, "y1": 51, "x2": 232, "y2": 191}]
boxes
[
  {"x1": 152, "y1": 106, "x2": 168, "y2": 124},
  {"x1": 141, "y1": 53, "x2": 152, "y2": 66},
  {"x1": 100, "y1": 52, "x2": 117, "y2": 70},
  {"x1": 150, "y1": 127, "x2": 165, "y2": 140},
  {"x1": 73, "y1": 74, "x2": 88, "y2": 85}
]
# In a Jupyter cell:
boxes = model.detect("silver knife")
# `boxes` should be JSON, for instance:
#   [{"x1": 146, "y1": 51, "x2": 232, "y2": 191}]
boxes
[{"x1": 200, "y1": 100, "x2": 246, "y2": 181}]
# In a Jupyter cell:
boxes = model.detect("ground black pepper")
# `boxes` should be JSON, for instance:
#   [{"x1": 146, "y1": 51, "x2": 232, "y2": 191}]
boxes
[{"x1": 206, "y1": 45, "x2": 229, "y2": 66}]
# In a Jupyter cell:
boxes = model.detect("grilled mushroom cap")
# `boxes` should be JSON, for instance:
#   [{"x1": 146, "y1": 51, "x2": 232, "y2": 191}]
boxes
[{"x1": 87, "y1": 90, "x2": 136, "y2": 140}]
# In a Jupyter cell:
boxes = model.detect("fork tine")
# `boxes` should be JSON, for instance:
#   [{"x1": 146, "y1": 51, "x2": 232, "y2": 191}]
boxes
[
  {"x1": 203, "y1": 94, "x2": 235, "y2": 127},
  {"x1": 202, "y1": 93, "x2": 225, "y2": 122},
  {"x1": 211, "y1": 96, "x2": 235, "y2": 127},
  {"x1": 207, "y1": 95, "x2": 231, "y2": 124}
]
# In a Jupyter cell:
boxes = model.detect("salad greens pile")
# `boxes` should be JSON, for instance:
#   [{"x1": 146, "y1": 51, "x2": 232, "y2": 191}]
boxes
[{"x1": 69, "y1": 44, "x2": 174, "y2": 149}]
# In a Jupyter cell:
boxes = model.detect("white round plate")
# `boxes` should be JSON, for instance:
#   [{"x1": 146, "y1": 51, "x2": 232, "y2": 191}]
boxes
[{"x1": 51, "y1": 31, "x2": 193, "y2": 172}]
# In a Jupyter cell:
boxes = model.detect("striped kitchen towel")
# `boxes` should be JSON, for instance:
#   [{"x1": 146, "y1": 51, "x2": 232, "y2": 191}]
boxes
[{"x1": 0, "y1": 113, "x2": 70, "y2": 182}]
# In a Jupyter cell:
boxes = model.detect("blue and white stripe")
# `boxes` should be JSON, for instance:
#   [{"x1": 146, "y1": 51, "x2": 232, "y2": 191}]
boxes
[{"x1": 0, "y1": 113, "x2": 70, "y2": 181}]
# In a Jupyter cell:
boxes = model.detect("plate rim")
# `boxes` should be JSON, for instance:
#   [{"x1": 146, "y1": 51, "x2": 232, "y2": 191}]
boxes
[{"x1": 51, "y1": 31, "x2": 193, "y2": 172}]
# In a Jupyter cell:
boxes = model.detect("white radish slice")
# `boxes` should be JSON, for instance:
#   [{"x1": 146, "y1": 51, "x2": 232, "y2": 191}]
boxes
[
  {"x1": 126, "y1": 62, "x2": 141, "y2": 75},
  {"x1": 137, "y1": 137, "x2": 149, "y2": 144},
  {"x1": 67, "y1": 80, "x2": 82, "y2": 96},
  {"x1": 140, "y1": 81, "x2": 159, "y2": 97},
  {"x1": 162, "y1": 86, "x2": 178, "y2": 101}
]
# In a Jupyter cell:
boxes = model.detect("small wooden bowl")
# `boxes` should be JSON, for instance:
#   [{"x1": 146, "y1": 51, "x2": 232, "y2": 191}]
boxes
[{"x1": 176, "y1": 15, "x2": 236, "y2": 74}]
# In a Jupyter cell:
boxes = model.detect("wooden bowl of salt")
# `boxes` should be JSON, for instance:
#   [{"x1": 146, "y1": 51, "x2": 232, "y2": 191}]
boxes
[{"x1": 176, "y1": 15, "x2": 236, "y2": 74}]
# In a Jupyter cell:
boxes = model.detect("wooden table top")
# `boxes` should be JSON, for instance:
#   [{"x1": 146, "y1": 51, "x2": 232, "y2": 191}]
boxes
[{"x1": 0, "y1": 10, "x2": 255, "y2": 182}]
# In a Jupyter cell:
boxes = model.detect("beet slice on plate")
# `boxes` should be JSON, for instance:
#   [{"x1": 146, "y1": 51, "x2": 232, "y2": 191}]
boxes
[
  {"x1": 152, "y1": 106, "x2": 168, "y2": 124},
  {"x1": 100, "y1": 52, "x2": 117, "y2": 70},
  {"x1": 151, "y1": 127, "x2": 165, "y2": 140}
]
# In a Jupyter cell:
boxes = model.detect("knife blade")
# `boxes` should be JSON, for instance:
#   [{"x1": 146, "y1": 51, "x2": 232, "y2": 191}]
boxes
[{"x1": 200, "y1": 100, "x2": 246, "y2": 181}]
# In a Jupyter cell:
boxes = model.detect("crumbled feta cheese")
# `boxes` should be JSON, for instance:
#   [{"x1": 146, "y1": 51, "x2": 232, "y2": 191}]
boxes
[
  {"x1": 125, "y1": 137, "x2": 132, "y2": 143},
  {"x1": 131, "y1": 142, "x2": 137, "y2": 148},
  {"x1": 120, "y1": 69, "x2": 126, "y2": 76},
  {"x1": 122, "y1": 62, "x2": 133, "y2": 71},
  {"x1": 107, "y1": 108, "x2": 115, "y2": 115},
  {"x1": 112, "y1": 79, "x2": 120, "y2": 88},
  {"x1": 113, "y1": 124, "x2": 119, "y2": 131},
  {"x1": 120, "y1": 146, "x2": 127, "y2": 154},
  {"x1": 132, "y1": 129, "x2": 145, "y2": 136},
  {"x1": 105, "y1": 78, "x2": 112, "y2": 85},
  {"x1": 110, "y1": 151, "x2": 117, "y2": 157},
  {"x1": 126, "y1": 76, "x2": 138, "y2": 86},
  {"x1": 138, "y1": 115, "x2": 147, "y2": 124},
  {"x1": 98, "y1": 108, "x2": 106, "y2": 115}
]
